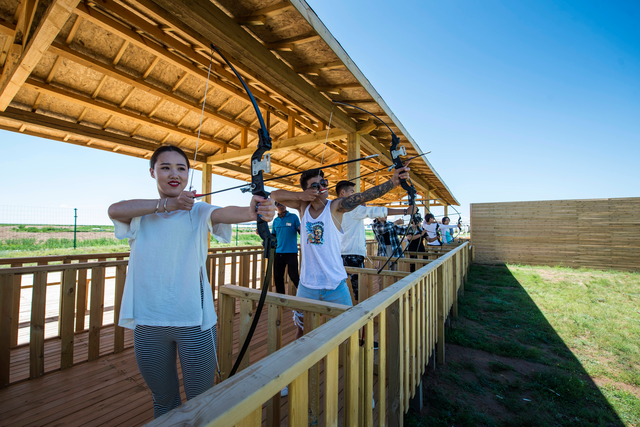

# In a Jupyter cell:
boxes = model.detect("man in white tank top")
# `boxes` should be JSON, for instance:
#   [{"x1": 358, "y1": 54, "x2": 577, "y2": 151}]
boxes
[{"x1": 271, "y1": 164, "x2": 411, "y2": 339}]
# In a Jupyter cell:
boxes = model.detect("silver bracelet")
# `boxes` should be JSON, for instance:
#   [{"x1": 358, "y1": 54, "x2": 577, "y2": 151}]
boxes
[
  {"x1": 164, "y1": 198, "x2": 169, "y2": 213},
  {"x1": 154, "y1": 198, "x2": 160, "y2": 214}
]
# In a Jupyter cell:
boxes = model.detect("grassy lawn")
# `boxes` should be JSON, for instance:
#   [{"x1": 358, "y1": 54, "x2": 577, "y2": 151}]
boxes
[{"x1": 406, "y1": 264, "x2": 640, "y2": 427}]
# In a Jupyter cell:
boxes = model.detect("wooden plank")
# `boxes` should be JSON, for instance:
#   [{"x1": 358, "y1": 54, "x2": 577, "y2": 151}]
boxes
[
  {"x1": 30, "y1": 271, "x2": 47, "y2": 379},
  {"x1": 60, "y1": 268, "x2": 76, "y2": 369},
  {"x1": 288, "y1": 370, "x2": 309, "y2": 427},
  {"x1": 10, "y1": 263, "x2": 21, "y2": 347},
  {"x1": 305, "y1": 312, "x2": 320, "y2": 426},
  {"x1": 0, "y1": 0, "x2": 82, "y2": 111},
  {"x1": 387, "y1": 297, "x2": 402, "y2": 427},
  {"x1": 88, "y1": 266, "x2": 105, "y2": 361},
  {"x1": 265, "y1": 304, "x2": 281, "y2": 427},
  {"x1": 237, "y1": 298, "x2": 253, "y2": 372},
  {"x1": 75, "y1": 269, "x2": 88, "y2": 331},
  {"x1": 324, "y1": 347, "x2": 339, "y2": 427},
  {"x1": 363, "y1": 320, "x2": 374, "y2": 426},
  {"x1": 0, "y1": 273, "x2": 14, "y2": 387},
  {"x1": 437, "y1": 265, "x2": 445, "y2": 364},
  {"x1": 234, "y1": 407, "x2": 261, "y2": 427},
  {"x1": 113, "y1": 264, "x2": 126, "y2": 353},
  {"x1": 344, "y1": 332, "x2": 359, "y2": 427},
  {"x1": 377, "y1": 308, "x2": 387, "y2": 427}
]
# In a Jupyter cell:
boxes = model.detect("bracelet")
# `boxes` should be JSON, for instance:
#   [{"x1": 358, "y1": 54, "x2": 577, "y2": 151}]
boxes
[
  {"x1": 163, "y1": 198, "x2": 169, "y2": 213},
  {"x1": 154, "y1": 198, "x2": 160, "y2": 214}
]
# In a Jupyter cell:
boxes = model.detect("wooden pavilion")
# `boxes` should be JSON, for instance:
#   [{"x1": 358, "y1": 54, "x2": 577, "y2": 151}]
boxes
[
  {"x1": 0, "y1": 0, "x2": 457, "y2": 208},
  {"x1": 0, "y1": 1, "x2": 469, "y2": 426}
]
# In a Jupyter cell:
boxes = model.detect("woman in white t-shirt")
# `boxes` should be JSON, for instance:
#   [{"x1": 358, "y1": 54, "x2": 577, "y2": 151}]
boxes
[{"x1": 108, "y1": 145, "x2": 275, "y2": 418}]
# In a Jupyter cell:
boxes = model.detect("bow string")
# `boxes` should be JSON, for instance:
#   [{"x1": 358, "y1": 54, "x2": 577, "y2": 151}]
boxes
[{"x1": 210, "y1": 44, "x2": 277, "y2": 378}]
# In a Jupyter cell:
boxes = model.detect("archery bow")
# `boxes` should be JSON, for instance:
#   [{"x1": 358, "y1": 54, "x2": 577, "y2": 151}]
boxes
[
  {"x1": 330, "y1": 102, "x2": 418, "y2": 274},
  {"x1": 210, "y1": 44, "x2": 277, "y2": 378}
]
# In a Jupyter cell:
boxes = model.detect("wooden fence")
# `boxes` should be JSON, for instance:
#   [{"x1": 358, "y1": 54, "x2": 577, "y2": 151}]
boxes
[
  {"x1": 0, "y1": 241, "x2": 471, "y2": 426},
  {"x1": 470, "y1": 197, "x2": 640, "y2": 271},
  {"x1": 147, "y1": 242, "x2": 471, "y2": 427}
]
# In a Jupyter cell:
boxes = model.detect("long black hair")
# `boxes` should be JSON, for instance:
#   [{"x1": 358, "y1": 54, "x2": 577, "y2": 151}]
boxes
[{"x1": 149, "y1": 145, "x2": 190, "y2": 170}]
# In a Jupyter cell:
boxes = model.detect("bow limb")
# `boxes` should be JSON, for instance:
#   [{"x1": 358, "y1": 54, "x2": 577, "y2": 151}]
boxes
[{"x1": 212, "y1": 44, "x2": 276, "y2": 378}]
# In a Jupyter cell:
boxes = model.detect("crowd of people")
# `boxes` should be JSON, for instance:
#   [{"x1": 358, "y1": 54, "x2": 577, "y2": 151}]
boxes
[{"x1": 108, "y1": 144, "x2": 460, "y2": 416}]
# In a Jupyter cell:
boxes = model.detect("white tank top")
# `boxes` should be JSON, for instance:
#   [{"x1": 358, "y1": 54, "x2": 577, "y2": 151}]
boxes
[{"x1": 300, "y1": 200, "x2": 347, "y2": 290}]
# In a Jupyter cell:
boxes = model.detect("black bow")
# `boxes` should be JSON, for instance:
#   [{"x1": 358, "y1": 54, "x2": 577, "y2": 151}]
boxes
[
  {"x1": 331, "y1": 101, "x2": 418, "y2": 273},
  {"x1": 211, "y1": 44, "x2": 277, "y2": 378}
]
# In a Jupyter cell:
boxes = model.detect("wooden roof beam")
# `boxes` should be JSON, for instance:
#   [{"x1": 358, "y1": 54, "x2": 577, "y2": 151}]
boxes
[
  {"x1": 145, "y1": 0, "x2": 357, "y2": 134},
  {"x1": 234, "y1": 2, "x2": 295, "y2": 25},
  {"x1": 265, "y1": 34, "x2": 320, "y2": 52},
  {"x1": 24, "y1": 78, "x2": 228, "y2": 149},
  {"x1": 207, "y1": 128, "x2": 346, "y2": 165},
  {"x1": 92, "y1": 0, "x2": 323, "y2": 130},
  {"x1": 47, "y1": 42, "x2": 253, "y2": 135},
  {"x1": 74, "y1": 1, "x2": 318, "y2": 134},
  {"x1": 314, "y1": 83, "x2": 362, "y2": 94},
  {"x1": 356, "y1": 119, "x2": 377, "y2": 135},
  {"x1": 294, "y1": 61, "x2": 345, "y2": 76},
  {"x1": 0, "y1": 107, "x2": 208, "y2": 163},
  {"x1": 0, "y1": 0, "x2": 81, "y2": 111}
]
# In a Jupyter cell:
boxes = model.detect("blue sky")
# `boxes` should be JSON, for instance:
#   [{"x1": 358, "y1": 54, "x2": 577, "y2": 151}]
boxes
[{"x1": 2, "y1": 0, "x2": 638, "y2": 224}]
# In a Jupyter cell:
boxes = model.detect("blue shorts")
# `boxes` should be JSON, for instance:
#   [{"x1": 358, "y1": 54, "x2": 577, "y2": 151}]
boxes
[{"x1": 293, "y1": 279, "x2": 353, "y2": 328}]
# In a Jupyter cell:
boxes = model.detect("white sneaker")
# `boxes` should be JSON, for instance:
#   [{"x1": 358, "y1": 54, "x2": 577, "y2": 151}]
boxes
[{"x1": 281, "y1": 386, "x2": 288, "y2": 397}]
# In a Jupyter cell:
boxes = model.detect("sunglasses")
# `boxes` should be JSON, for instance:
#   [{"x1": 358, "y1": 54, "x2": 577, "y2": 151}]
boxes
[{"x1": 309, "y1": 178, "x2": 329, "y2": 190}]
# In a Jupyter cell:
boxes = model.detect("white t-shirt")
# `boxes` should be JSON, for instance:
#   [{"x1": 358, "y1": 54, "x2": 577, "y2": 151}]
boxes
[
  {"x1": 341, "y1": 205, "x2": 388, "y2": 256},
  {"x1": 300, "y1": 200, "x2": 346, "y2": 290},
  {"x1": 423, "y1": 222, "x2": 459, "y2": 246},
  {"x1": 112, "y1": 202, "x2": 231, "y2": 330}
]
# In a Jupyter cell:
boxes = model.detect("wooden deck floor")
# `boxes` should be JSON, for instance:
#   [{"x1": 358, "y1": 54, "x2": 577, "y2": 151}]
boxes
[{"x1": 0, "y1": 305, "x2": 383, "y2": 426}]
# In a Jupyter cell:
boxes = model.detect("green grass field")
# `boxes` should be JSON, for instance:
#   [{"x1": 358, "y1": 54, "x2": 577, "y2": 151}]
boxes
[{"x1": 406, "y1": 264, "x2": 640, "y2": 426}]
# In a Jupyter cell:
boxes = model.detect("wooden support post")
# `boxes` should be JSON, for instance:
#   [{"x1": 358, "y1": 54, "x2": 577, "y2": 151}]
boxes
[
  {"x1": 436, "y1": 265, "x2": 445, "y2": 364},
  {"x1": 30, "y1": 271, "x2": 47, "y2": 378},
  {"x1": 0, "y1": 273, "x2": 15, "y2": 388},
  {"x1": 305, "y1": 312, "x2": 321, "y2": 426},
  {"x1": 387, "y1": 297, "x2": 403, "y2": 427},
  {"x1": 324, "y1": 347, "x2": 339, "y2": 427},
  {"x1": 88, "y1": 266, "x2": 105, "y2": 361},
  {"x1": 237, "y1": 298, "x2": 252, "y2": 372},
  {"x1": 113, "y1": 264, "x2": 126, "y2": 353},
  {"x1": 60, "y1": 268, "x2": 77, "y2": 369},
  {"x1": 289, "y1": 370, "x2": 309, "y2": 427},
  {"x1": 344, "y1": 332, "x2": 359, "y2": 427},
  {"x1": 347, "y1": 132, "x2": 361, "y2": 192},
  {"x1": 452, "y1": 252, "x2": 458, "y2": 318},
  {"x1": 10, "y1": 263, "x2": 21, "y2": 347},
  {"x1": 75, "y1": 269, "x2": 87, "y2": 331},
  {"x1": 377, "y1": 309, "x2": 387, "y2": 427},
  {"x1": 363, "y1": 320, "x2": 374, "y2": 426},
  {"x1": 218, "y1": 293, "x2": 234, "y2": 380}
]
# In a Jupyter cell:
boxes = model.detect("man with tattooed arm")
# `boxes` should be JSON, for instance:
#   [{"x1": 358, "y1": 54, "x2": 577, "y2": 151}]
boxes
[{"x1": 271, "y1": 163, "x2": 411, "y2": 340}]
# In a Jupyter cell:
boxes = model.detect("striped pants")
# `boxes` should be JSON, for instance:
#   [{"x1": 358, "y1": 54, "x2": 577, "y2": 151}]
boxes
[{"x1": 134, "y1": 324, "x2": 218, "y2": 418}]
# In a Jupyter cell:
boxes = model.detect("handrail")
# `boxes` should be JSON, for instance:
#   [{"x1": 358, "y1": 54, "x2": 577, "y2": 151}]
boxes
[
  {"x1": 146, "y1": 243, "x2": 469, "y2": 426},
  {"x1": 220, "y1": 285, "x2": 350, "y2": 316}
]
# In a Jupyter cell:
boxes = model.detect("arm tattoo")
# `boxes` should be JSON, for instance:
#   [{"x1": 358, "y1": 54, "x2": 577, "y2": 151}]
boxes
[{"x1": 339, "y1": 179, "x2": 395, "y2": 212}]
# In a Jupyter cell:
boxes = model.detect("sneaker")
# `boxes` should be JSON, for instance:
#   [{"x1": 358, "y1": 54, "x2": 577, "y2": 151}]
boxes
[
  {"x1": 280, "y1": 386, "x2": 288, "y2": 397},
  {"x1": 373, "y1": 341, "x2": 379, "y2": 350}
]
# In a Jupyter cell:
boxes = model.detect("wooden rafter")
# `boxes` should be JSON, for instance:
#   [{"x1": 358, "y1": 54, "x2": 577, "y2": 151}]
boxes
[
  {"x1": 206, "y1": 128, "x2": 347, "y2": 165},
  {"x1": 0, "y1": 0, "x2": 82, "y2": 111}
]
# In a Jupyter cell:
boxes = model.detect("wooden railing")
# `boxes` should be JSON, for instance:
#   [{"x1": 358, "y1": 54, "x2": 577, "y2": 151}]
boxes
[
  {"x1": 147, "y1": 242, "x2": 472, "y2": 427},
  {"x1": 0, "y1": 246, "x2": 268, "y2": 388}
]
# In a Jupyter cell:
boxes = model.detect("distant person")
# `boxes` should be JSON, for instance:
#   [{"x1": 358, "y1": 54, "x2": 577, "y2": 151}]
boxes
[
  {"x1": 107, "y1": 144, "x2": 275, "y2": 418},
  {"x1": 335, "y1": 180, "x2": 411, "y2": 301},
  {"x1": 441, "y1": 216, "x2": 455, "y2": 244},
  {"x1": 423, "y1": 213, "x2": 460, "y2": 247},
  {"x1": 372, "y1": 214, "x2": 409, "y2": 273},
  {"x1": 271, "y1": 202, "x2": 300, "y2": 294},
  {"x1": 405, "y1": 212, "x2": 427, "y2": 272}
]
